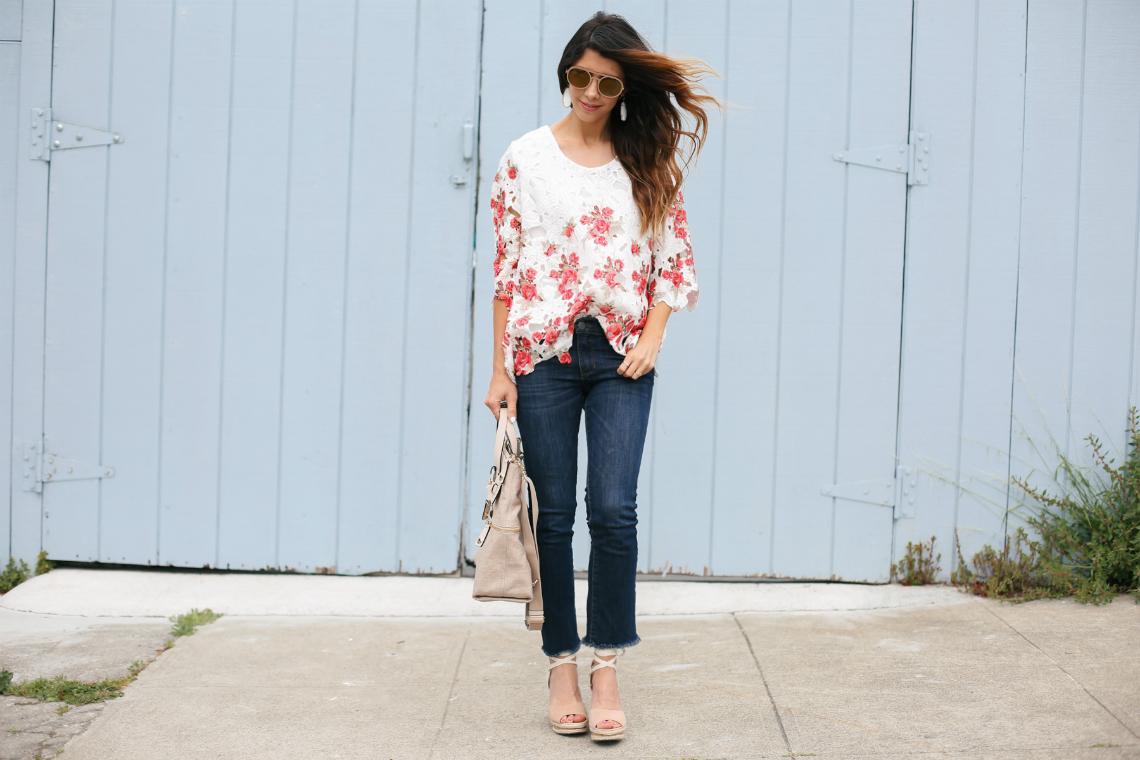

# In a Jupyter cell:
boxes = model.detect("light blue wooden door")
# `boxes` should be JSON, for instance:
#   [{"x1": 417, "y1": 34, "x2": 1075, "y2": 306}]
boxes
[
  {"x1": 39, "y1": 0, "x2": 482, "y2": 574},
  {"x1": 468, "y1": 0, "x2": 913, "y2": 582}
]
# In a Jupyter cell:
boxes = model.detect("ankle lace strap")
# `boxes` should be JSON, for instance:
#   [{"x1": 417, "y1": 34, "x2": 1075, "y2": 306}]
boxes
[
  {"x1": 589, "y1": 648, "x2": 624, "y2": 674},
  {"x1": 547, "y1": 653, "x2": 577, "y2": 671}
]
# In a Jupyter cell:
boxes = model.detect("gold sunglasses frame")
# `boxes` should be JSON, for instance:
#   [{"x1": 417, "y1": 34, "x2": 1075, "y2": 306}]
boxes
[{"x1": 565, "y1": 66, "x2": 625, "y2": 98}]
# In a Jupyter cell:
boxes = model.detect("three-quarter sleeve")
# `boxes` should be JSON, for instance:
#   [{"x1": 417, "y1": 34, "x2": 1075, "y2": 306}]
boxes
[
  {"x1": 647, "y1": 189, "x2": 699, "y2": 313},
  {"x1": 490, "y1": 150, "x2": 523, "y2": 307}
]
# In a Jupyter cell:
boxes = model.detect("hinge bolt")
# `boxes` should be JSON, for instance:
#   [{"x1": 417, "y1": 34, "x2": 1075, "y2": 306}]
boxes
[
  {"x1": 53, "y1": 140, "x2": 60, "y2": 148},
  {"x1": 113, "y1": 135, "x2": 121, "y2": 143},
  {"x1": 56, "y1": 123, "x2": 63, "y2": 131},
  {"x1": 76, "y1": 134, "x2": 83, "y2": 141}
]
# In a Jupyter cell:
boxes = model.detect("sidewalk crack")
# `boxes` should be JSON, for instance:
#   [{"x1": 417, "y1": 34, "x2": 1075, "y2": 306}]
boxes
[
  {"x1": 427, "y1": 622, "x2": 471, "y2": 759},
  {"x1": 733, "y1": 612, "x2": 792, "y2": 753},
  {"x1": 977, "y1": 598, "x2": 1139, "y2": 742}
]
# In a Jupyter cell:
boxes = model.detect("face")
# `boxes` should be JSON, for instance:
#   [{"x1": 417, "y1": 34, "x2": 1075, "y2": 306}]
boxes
[{"x1": 565, "y1": 49, "x2": 624, "y2": 123}]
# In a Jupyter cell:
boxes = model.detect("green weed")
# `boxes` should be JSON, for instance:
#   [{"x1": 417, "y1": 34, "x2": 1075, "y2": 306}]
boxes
[
  {"x1": 35, "y1": 550, "x2": 53, "y2": 577},
  {"x1": 1, "y1": 674, "x2": 131, "y2": 705},
  {"x1": 169, "y1": 607, "x2": 222, "y2": 637},
  {"x1": 0, "y1": 556, "x2": 30, "y2": 593},
  {"x1": 891, "y1": 535, "x2": 941, "y2": 585},
  {"x1": 954, "y1": 408, "x2": 1140, "y2": 604}
]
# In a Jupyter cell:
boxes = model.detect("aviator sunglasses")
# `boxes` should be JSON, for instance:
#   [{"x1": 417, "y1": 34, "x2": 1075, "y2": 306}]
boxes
[{"x1": 565, "y1": 66, "x2": 625, "y2": 98}]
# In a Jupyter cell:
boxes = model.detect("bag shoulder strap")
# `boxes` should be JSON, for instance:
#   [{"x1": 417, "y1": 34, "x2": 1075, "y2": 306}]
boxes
[{"x1": 520, "y1": 473, "x2": 543, "y2": 631}]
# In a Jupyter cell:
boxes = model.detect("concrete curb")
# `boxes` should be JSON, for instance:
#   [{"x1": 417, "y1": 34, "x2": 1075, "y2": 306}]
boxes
[{"x1": 0, "y1": 568, "x2": 968, "y2": 618}]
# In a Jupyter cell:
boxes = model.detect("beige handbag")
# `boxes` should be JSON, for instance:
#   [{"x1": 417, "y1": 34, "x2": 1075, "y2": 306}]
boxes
[{"x1": 472, "y1": 402, "x2": 543, "y2": 630}]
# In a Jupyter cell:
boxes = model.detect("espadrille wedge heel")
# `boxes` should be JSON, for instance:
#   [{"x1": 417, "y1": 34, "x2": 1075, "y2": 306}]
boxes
[
  {"x1": 587, "y1": 650, "x2": 626, "y2": 741},
  {"x1": 547, "y1": 654, "x2": 588, "y2": 735}
]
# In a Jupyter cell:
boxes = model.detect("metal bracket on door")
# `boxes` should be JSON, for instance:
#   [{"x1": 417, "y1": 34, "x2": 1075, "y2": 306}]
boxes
[
  {"x1": 833, "y1": 131, "x2": 930, "y2": 186},
  {"x1": 821, "y1": 478, "x2": 896, "y2": 508},
  {"x1": 22, "y1": 442, "x2": 116, "y2": 493},
  {"x1": 895, "y1": 465, "x2": 917, "y2": 519},
  {"x1": 30, "y1": 108, "x2": 125, "y2": 162}
]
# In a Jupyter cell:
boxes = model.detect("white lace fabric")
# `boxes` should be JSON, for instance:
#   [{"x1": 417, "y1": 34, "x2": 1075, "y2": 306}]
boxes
[{"x1": 491, "y1": 125, "x2": 699, "y2": 378}]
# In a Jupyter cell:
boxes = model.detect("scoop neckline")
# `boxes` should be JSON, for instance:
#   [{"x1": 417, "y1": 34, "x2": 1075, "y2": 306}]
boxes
[{"x1": 543, "y1": 124, "x2": 620, "y2": 171}]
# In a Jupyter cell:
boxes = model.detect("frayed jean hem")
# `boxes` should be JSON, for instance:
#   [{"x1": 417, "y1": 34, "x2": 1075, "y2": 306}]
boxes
[
  {"x1": 581, "y1": 634, "x2": 640, "y2": 651},
  {"x1": 541, "y1": 642, "x2": 582, "y2": 658}
]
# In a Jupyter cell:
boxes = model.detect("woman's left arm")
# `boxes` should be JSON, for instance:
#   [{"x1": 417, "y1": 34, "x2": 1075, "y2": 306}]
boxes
[{"x1": 617, "y1": 301, "x2": 672, "y2": 379}]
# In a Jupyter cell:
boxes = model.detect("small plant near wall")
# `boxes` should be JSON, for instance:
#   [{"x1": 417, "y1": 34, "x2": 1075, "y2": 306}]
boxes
[
  {"x1": 35, "y1": 550, "x2": 53, "y2": 576},
  {"x1": 891, "y1": 535, "x2": 941, "y2": 585},
  {"x1": 954, "y1": 408, "x2": 1140, "y2": 604},
  {"x1": 951, "y1": 528, "x2": 1072, "y2": 602},
  {"x1": 0, "y1": 557, "x2": 30, "y2": 594},
  {"x1": 1010, "y1": 409, "x2": 1140, "y2": 603}
]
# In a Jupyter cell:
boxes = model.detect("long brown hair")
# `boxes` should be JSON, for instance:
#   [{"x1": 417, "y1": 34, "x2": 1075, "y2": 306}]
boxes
[{"x1": 558, "y1": 12, "x2": 721, "y2": 239}]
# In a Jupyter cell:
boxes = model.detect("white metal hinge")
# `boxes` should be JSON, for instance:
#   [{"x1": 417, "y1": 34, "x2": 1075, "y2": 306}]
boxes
[
  {"x1": 821, "y1": 466, "x2": 917, "y2": 519},
  {"x1": 22, "y1": 442, "x2": 116, "y2": 493},
  {"x1": 821, "y1": 478, "x2": 896, "y2": 508},
  {"x1": 30, "y1": 108, "x2": 125, "y2": 162},
  {"x1": 895, "y1": 465, "x2": 917, "y2": 519},
  {"x1": 833, "y1": 131, "x2": 930, "y2": 185}
]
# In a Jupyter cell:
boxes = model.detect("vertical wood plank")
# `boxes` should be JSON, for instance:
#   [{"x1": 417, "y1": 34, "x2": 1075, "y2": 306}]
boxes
[
  {"x1": 646, "y1": 0, "x2": 727, "y2": 576},
  {"x1": 215, "y1": 0, "x2": 293, "y2": 570},
  {"x1": 41, "y1": 0, "x2": 114, "y2": 562},
  {"x1": 0, "y1": 0, "x2": 21, "y2": 41},
  {"x1": 394, "y1": 0, "x2": 482, "y2": 573},
  {"x1": 97, "y1": 0, "x2": 174, "y2": 565},
  {"x1": 894, "y1": 0, "x2": 980, "y2": 569},
  {"x1": 8, "y1": 0, "x2": 52, "y2": 566},
  {"x1": 156, "y1": 0, "x2": 233, "y2": 567},
  {"x1": 1066, "y1": 0, "x2": 1140, "y2": 463},
  {"x1": 0, "y1": 41, "x2": 19, "y2": 556},
  {"x1": 708, "y1": 0, "x2": 789, "y2": 576},
  {"x1": 829, "y1": 0, "x2": 912, "y2": 582},
  {"x1": 336, "y1": 0, "x2": 419, "y2": 574},
  {"x1": 768, "y1": 0, "x2": 852, "y2": 579},
  {"x1": 952, "y1": 0, "x2": 1027, "y2": 561},
  {"x1": 1010, "y1": 1, "x2": 1084, "y2": 531},
  {"x1": 275, "y1": 0, "x2": 355, "y2": 573},
  {"x1": 466, "y1": 0, "x2": 542, "y2": 564}
]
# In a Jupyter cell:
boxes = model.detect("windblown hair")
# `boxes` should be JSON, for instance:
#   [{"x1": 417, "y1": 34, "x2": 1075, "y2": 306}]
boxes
[{"x1": 558, "y1": 12, "x2": 721, "y2": 239}]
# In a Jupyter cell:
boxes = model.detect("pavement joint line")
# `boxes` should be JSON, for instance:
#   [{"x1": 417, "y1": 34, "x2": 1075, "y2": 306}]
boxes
[
  {"x1": 732, "y1": 611, "x2": 792, "y2": 754},
  {"x1": 428, "y1": 621, "x2": 471, "y2": 759},
  {"x1": 973, "y1": 596, "x2": 1140, "y2": 742}
]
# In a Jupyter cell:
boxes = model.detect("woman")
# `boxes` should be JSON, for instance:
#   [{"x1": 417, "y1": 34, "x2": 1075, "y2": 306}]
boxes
[{"x1": 483, "y1": 11, "x2": 717, "y2": 741}]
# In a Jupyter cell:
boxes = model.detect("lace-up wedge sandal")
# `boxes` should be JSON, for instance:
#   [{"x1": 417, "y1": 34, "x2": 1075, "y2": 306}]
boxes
[
  {"x1": 587, "y1": 651, "x2": 626, "y2": 741},
  {"x1": 547, "y1": 654, "x2": 588, "y2": 735}
]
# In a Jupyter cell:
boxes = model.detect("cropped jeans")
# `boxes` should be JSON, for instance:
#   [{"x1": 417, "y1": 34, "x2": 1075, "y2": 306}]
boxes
[{"x1": 515, "y1": 317, "x2": 654, "y2": 658}]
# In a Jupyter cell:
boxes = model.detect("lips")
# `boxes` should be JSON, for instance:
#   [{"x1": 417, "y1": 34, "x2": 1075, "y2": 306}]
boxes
[{"x1": 578, "y1": 101, "x2": 601, "y2": 112}]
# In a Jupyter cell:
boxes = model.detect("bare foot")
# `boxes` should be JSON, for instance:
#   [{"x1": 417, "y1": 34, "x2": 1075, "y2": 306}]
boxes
[
  {"x1": 589, "y1": 654, "x2": 623, "y2": 729},
  {"x1": 548, "y1": 658, "x2": 586, "y2": 724}
]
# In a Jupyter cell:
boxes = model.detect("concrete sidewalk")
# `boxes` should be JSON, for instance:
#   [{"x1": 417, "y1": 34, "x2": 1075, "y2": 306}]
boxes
[{"x1": 1, "y1": 570, "x2": 1138, "y2": 759}]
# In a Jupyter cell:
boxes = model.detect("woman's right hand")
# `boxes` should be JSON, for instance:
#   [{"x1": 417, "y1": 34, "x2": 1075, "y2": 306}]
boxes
[{"x1": 484, "y1": 367, "x2": 517, "y2": 422}]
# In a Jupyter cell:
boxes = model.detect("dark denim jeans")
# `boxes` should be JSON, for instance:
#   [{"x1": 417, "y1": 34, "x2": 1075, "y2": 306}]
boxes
[{"x1": 515, "y1": 317, "x2": 654, "y2": 657}]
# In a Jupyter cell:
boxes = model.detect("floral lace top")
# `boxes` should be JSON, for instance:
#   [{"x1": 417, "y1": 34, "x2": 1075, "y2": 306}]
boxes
[{"x1": 491, "y1": 125, "x2": 698, "y2": 378}]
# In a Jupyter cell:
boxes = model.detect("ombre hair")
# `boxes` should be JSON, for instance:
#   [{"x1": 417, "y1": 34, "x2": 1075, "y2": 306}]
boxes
[{"x1": 558, "y1": 12, "x2": 721, "y2": 239}]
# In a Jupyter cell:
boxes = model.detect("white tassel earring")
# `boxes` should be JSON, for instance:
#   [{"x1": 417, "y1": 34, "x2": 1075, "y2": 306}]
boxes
[
  {"x1": 563, "y1": 90, "x2": 572, "y2": 108},
  {"x1": 620, "y1": 100, "x2": 627, "y2": 121}
]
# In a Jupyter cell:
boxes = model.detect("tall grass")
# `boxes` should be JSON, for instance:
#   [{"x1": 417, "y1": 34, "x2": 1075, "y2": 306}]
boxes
[{"x1": 954, "y1": 408, "x2": 1140, "y2": 604}]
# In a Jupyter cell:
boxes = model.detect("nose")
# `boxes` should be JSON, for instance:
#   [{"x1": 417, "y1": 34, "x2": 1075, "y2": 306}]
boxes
[{"x1": 585, "y1": 78, "x2": 600, "y2": 100}]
